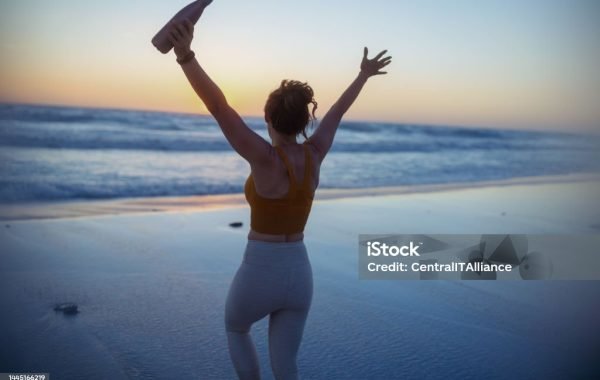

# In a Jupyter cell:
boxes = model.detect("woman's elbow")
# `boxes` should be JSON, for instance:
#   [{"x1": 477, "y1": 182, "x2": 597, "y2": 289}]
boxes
[
  {"x1": 206, "y1": 103, "x2": 222, "y2": 115},
  {"x1": 206, "y1": 97, "x2": 229, "y2": 116}
]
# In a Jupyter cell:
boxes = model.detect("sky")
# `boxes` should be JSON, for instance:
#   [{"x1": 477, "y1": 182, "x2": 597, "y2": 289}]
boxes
[{"x1": 0, "y1": 0, "x2": 599, "y2": 132}]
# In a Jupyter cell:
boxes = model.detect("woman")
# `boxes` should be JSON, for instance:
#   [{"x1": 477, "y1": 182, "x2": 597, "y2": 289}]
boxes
[{"x1": 167, "y1": 9, "x2": 391, "y2": 380}]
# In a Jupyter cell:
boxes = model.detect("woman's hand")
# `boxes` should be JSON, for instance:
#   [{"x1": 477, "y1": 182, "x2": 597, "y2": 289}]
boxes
[
  {"x1": 168, "y1": 19, "x2": 194, "y2": 59},
  {"x1": 360, "y1": 47, "x2": 392, "y2": 77}
]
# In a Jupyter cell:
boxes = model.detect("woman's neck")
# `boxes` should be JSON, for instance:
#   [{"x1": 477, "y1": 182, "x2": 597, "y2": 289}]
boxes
[{"x1": 272, "y1": 135, "x2": 297, "y2": 146}]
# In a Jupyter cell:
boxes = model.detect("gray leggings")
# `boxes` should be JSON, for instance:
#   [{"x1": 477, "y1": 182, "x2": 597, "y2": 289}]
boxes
[{"x1": 225, "y1": 239, "x2": 313, "y2": 380}]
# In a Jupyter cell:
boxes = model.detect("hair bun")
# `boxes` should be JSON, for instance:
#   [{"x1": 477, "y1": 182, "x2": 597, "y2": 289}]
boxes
[
  {"x1": 282, "y1": 80, "x2": 314, "y2": 105},
  {"x1": 264, "y1": 79, "x2": 318, "y2": 139}
]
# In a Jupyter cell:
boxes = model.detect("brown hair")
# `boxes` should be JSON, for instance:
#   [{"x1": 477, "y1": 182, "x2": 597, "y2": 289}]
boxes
[{"x1": 264, "y1": 80, "x2": 318, "y2": 139}]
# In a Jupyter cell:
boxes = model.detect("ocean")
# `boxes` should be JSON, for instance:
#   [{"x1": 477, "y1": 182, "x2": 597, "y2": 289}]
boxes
[{"x1": 1, "y1": 103, "x2": 598, "y2": 203}]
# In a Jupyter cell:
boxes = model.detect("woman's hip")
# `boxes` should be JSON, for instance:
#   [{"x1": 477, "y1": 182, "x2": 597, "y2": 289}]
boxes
[{"x1": 226, "y1": 239, "x2": 313, "y2": 319}]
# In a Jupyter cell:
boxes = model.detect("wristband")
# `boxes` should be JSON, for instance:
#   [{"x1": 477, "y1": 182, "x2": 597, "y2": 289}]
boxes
[{"x1": 177, "y1": 50, "x2": 195, "y2": 65}]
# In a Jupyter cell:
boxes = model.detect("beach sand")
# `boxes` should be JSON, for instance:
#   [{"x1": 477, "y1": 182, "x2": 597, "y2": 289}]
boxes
[{"x1": 1, "y1": 175, "x2": 599, "y2": 379}]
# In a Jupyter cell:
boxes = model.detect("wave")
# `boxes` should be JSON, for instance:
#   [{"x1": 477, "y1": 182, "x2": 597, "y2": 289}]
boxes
[
  {"x1": 1, "y1": 104, "x2": 596, "y2": 153},
  {"x1": 0, "y1": 179, "x2": 243, "y2": 203},
  {"x1": 1, "y1": 130, "x2": 594, "y2": 152}
]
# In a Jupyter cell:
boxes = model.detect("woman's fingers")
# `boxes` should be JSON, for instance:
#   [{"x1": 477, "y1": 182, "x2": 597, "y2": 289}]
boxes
[
  {"x1": 168, "y1": 25, "x2": 180, "y2": 41},
  {"x1": 167, "y1": 34, "x2": 180, "y2": 47},
  {"x1": 175, "y1": 23, "x2": 187, "y2": 39},
  {"x1": 381, "y1": 60, "x2": 392, "y2": 67},
  {"x1": 168, "y1": 28, "x2": 179, "y2": 40},
  {"x1": 169, "y1": 21, "x2": 188, "y2": 39},
  {"x1": 373, "y1": 49, "x2": 388, "y2": 60},
  {"x1": 184, "y1": 19, "x2": 194, "y2": 34},
  {"x1": 168, "y1": 30, "x2": 180, "y2": 44}
]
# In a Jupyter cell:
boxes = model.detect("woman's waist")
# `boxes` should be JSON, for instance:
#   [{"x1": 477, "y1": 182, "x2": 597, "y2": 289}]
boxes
[
  {"x1": 248, "y1": 229, "x2": 304, "y2": 243},
  {"x1": 243, "y1": 236, "x2": 309, "y2": 266}
]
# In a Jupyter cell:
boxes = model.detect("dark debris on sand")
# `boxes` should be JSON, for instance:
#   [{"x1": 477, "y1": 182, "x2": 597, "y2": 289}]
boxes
[{"x1": 54, "y1": 302, "x2": 79, "y2": 315}]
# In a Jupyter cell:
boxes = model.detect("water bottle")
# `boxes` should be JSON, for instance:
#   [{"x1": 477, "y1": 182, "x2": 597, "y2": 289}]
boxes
[{"x1": 152, "y1": 0, "x2": 213, "y2": 54}]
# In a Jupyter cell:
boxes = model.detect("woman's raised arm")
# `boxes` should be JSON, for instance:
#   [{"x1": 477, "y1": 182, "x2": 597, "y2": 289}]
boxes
[
  {"x1": 168, "y1": 20, "x2": 272, "y2": 163},
  {"x1": 307, "y1": 47, "x2": 391, "y2": 162}
]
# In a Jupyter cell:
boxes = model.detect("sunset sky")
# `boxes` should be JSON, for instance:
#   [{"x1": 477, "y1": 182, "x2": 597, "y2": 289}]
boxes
[{"x1": 1, "y1": 0, "x2": 599, "y2": 131}]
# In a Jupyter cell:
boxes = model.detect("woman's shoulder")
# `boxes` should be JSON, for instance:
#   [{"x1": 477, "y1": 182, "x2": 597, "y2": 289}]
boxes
[{"x1": 302, "y1": 140, "x2": 322, "y2": 164}]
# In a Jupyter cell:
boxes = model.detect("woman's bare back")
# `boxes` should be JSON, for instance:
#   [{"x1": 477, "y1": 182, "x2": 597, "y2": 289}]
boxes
[{"x1": 250, "y1": 143, "x2": 320, "y2": 200}]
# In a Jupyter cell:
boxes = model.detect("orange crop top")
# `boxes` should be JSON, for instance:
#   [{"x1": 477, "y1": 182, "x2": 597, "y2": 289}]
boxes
[{"x1": 244, "y1": 142, "x2": 315, "y2": 235}]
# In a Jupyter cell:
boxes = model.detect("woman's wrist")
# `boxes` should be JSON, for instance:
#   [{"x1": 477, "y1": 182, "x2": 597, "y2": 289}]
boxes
[
  {"x1": 358, "y1": 70, "x2": 371, "y2": 80},
  {"x1": 174, "y1": 46, "x2": 192, "y2": 59},
  {"x1": 176, "y1": 49, "x2": 195, "y2": 65}
]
